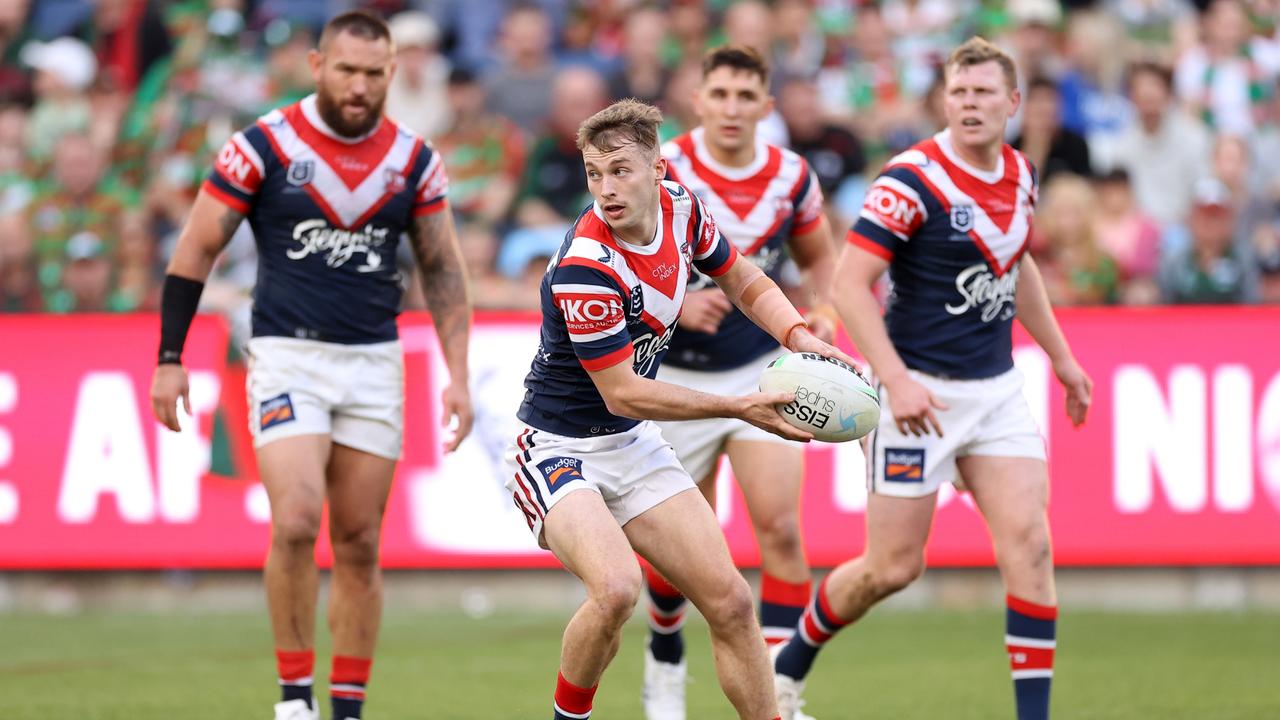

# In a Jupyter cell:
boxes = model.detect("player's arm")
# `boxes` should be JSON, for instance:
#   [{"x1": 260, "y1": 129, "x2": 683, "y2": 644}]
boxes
[
  {"x1": 407, "y1": 204, "x2": 475, "y2": 452},
  {"x1": 834, "y1": 243, "x2": 947, "y2": 437},
  {"x1": 150, "y1": 188, "x2": 246, "y2": 432},
  {"x1": 1015, "y1": 253, "x2": 1092, "y2": 427},
  {"x1": 710, "y1": 252, "x2": 858, "y2": 368},
  {"x1": 586, "y1": 360, "x2": 813, "y2": 442},
  {"x1": 786, "y1": 214, "x2": 839, "y2": 342}
]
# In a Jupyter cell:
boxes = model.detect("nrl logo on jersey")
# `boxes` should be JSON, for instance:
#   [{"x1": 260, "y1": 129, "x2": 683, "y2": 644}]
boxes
[
  {"x1": 287, "y1": 160, "x2": 315, "y2": 187},
  {"x1": 945, "y1": 262, "x2": 1019, "y2": 323},
  {"x1": 288, "y1": 218, "x2": 392, "y2": 271},
  {"x1": 950, "y1": 204, "x2": 975, "y2": 233}
]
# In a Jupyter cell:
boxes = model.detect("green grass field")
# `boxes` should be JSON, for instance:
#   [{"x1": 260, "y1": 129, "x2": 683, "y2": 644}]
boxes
[{"x1": 3, "y1": 608, "x2": 1277, "y2": 719}]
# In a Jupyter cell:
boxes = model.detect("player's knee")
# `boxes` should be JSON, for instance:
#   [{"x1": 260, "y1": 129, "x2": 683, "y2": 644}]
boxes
[
  {"x1": 873, "y1": 552, "x2": 926, "y2": 596},
  {"x1": 756, "y1": 512, "x2": 803, "y2": 560},
  {"x1": 330, "y1": 524, "x2": 382, "y2": 568},
  {"x1": 590, "y1": 569, "x2": 642, "y2": 628},
  {"x1": 700, "y1": 576, "x2": 756, "y2": 632},
  {"x1": 272, "y1": 506, "x2": 322, "y2": 549}
]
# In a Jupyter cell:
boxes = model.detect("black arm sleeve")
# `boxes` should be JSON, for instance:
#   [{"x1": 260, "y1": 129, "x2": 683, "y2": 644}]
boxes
[{"x1": 158, "y1": 274, "x2": 206, "y2": 365}]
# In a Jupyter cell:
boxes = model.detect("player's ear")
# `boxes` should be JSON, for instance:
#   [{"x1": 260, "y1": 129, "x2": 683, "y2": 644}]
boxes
[
  {"x1": 654, "y1": 156, "x2": 667, "y2": 184},
  {"x1": 307, "y1": 49, "x2": 323, "y2": 81},
  {"x1": 1008, "y1": 86, "x2": 1021, "y2": 118},
  {"x1": 764, "y1": 93, "x2": 776, "y2": 117}
]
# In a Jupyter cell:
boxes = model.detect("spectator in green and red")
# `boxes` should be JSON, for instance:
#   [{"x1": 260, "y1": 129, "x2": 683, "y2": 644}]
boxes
[{"x1": 1159, "y1": 177, "x2": 1260, "y2": 304}]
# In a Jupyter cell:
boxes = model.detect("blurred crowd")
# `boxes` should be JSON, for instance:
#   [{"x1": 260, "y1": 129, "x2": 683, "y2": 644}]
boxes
[{"x1": 1, "y1": 0, "x2": 1278, "y2": 331}]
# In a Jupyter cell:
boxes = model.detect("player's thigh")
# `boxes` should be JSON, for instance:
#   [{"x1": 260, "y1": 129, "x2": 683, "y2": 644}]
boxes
[
  {"x1": 725, "y1": 438, "x2": 804, "y2": 530},
  {"x1": 325, "y1": 442, "x2": 397, "y2": 543},
  {"x1": 257, "y1": 433, "x2": 331, "y2": 536},
  {"x1": 863, "y1": 490, "x2": 937, "y2": 569},
  {"x1": 958, "y1": 455, "x2": 1051, "y2": 561},
  {"x1": 623, "y1": 488, "x2": 742, "y2": 606},
  {"x1": 543, "y1": 488, "x2": 641, "y2": 592}
]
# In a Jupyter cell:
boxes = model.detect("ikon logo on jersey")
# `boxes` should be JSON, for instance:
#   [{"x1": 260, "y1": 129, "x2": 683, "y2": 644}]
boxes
[
  {"x1": 863, "y1": 184, "x2": 922, "y2": 236},
  {"x1": 259, "y1": 393, "x2": 296, "y2": 431},
  {"x1": 535, "y1": 456, "x2": 585, "y2": 494},
  {"x1": 884, "y1": 448, "x2": 925, "y2": 482},
  {"x1": 559, "y1": 293, "x2": 625, "y2": 333}
]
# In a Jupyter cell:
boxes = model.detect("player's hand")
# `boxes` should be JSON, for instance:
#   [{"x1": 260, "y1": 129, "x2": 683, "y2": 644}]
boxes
[
  {"x1": 884, "y1": 373, "x2": 948, "y2": 437},
  {"x1": 803, "y1": 306, "x2": 839, "y2": 345},
  {"x1": 150, "y1": 364, "x2": 191, "y2": 433},
  {"x1": 677, "y1": 288, "x2": 733, "y2": 334},
  {"x1": 736, "y1": 392, "x2": 814, "y2": 442},
  {"x1": 440, "y1": 381, "x2": 474, "y2": 453},
  {"x1": 786, "y1": 326, "x2": 862, "y2": 375},
  {"x1": 1053, "y1": 355, "x2": 1092, "y2": 427}
]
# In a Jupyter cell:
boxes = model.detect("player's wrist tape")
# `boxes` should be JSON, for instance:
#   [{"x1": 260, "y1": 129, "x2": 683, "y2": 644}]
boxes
[
  {"x1": 158, "y1": 274, "x2": 205, "y2": 365},
  {"x1": 740, "y1": 277, "x2": 807, "y2": 348}
]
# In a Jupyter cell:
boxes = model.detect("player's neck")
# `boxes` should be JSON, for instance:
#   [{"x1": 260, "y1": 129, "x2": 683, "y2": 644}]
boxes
[
  {"x1": 704, "y1": 136, "x2": 758, "y2": 169},
  {"x1": 951, "y1": 138, "x2": 1002, "y2": 172}
]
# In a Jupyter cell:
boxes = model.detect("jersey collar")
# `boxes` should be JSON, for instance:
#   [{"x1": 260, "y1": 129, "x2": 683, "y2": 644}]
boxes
[
  {"x1": 934, "y1": 129, "x2": 1004, "y2": 184},
  {"x1": 690, "y1": 126, "x2": 769, "y2": 181}
]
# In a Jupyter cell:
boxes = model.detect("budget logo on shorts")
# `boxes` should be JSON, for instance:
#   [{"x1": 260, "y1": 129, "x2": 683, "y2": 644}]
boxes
[
  {"x1": 287, "y1": 160, "x2": 315, "y2": 187},
  {"x1": 536, "y1": 457, "x2": 584, "y2": 494},
  {"x1": 884, "y1": 448, "x2": 925, "y2": 483},
  {"x1": 259, "y1": 393, "x2": 296, "y2": 430},
  {"x1": 950, "y1": 204, "x2": 975, "y2": 233}
]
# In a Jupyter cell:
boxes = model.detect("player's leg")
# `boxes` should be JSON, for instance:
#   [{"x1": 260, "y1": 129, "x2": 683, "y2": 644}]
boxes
[
  {"x1": 626, "y1": 488, "x2": 779, "y2": 720},
  {"x1": 544, "y1": 488, "x2": 645, "y2": 720},
  {"x1": 258, "y1": 434, "x2": 332, "y2": 717},
  {"x1": 724, "y1": 438, "x2": 811, "y2": 647},
  {"x1": 773, "y1": 490, "x2": 936, "y2": 693},
  {"x1": 323, "y1": 443, "x2": 397, "y2": 720},
  {"x1": 960, "y1": 455, "x2": 1057, "y2": 720}
]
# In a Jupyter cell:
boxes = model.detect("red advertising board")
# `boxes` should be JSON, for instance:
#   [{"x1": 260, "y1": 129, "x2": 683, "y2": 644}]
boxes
[{"x1": 0, "y1": 308, "x2": 1277, "y2": 569}]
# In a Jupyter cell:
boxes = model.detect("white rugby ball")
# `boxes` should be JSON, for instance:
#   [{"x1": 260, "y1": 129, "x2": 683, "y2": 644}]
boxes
[{"x1": 759, "y1": 352, "x2": 880, "y2": 443}]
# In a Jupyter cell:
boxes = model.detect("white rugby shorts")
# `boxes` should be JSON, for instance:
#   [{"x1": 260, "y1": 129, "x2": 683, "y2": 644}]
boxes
[
  {"x1": 245, "y1": 336, "x2": 405, "y2": 459},
  {"x1": 865, "y1": 367, "x2": 1045, "y2": 498},
  {"x1": 655, "y1": 350, "x2": 801, "y2": 483},
  {"x1": 503, "y1": 421, "x2": 696, "y2": 545}
]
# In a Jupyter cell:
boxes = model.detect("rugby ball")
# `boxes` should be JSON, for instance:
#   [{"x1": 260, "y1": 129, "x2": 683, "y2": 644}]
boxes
[{"x1": 759, "y1": 353, "x2": 880, "y2": 443}]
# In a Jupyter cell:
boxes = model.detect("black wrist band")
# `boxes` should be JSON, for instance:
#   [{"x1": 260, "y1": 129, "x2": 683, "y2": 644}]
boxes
[{"x1": 159, "y1": 274, "x2": 205, "y2": 365}]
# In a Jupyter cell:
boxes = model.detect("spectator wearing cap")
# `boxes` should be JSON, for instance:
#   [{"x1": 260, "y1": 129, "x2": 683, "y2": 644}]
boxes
[
  {"x1": 385, "y1": 11, "x2": 451, "y2": 140},
  {"x1": 1093, "y1": 169, "x2": 1163, "y2": 303},
  {"x1": 1013, "y1": 77, "x2": 1092, "y2": 188},
  {"x1": 1113, "y1": 61, "x2": 1212, "y2": 225},
  {"x1": 1159, "y1": 177, "x2": 1260, "y2": 304},
  {"x1": 21, "y1": 36, "x2": 97, "y2": 163}
]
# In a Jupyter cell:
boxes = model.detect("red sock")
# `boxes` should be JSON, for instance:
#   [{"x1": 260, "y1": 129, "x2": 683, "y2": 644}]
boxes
[
  {"x1": 553, "y1": 671, "x2": 597, "y2": 719},
  {"x1": 331, "y1": 655, "x2": 372, "y2": 718},
  {"x1": 275, "y1": 648, "x2": 315, "y2": 684},
  {"x1": 760, "y1": 573, "x2": 812, "y2": 646}
]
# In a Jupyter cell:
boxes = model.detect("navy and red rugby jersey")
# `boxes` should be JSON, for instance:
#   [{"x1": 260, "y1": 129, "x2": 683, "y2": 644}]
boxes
[
  {"x1": 517, "y1": 181, "x2": 738, "y2": 437},
  {"x1": 850, "y1": 129, "x2": 1038, "y2": 379},
  {"x1": 203, "y1": 94, "x2": 449, "y2": 344},
  {"x1": 661, "y1": 127, "x2": 824, "y2": 371}
]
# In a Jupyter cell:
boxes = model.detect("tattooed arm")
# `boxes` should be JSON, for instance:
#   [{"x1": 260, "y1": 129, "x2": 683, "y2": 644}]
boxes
[
  {"x1": 407, "y1": 205, "x2": 475, "y2": 452},
  {"x1": 166, "y1": 188, "x2": 246, "y2": 280}
]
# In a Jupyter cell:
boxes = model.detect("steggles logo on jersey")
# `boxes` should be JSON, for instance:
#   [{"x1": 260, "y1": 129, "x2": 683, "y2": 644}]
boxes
[
  {"x1": 287, "y1": 218, "x2": 392, "y2": 270},
  {"x1": 286, "y1": 160, "x2": 315, "y2": 187},
  {"x1": 945, "y1": 262, "x2": 1020, "y2": 323},
  {"x1": 632, "y1": 325, "x2": 676, "y2": 376}
]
